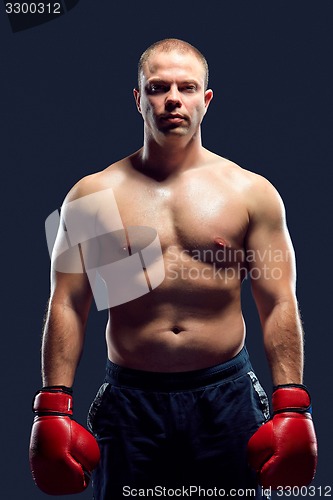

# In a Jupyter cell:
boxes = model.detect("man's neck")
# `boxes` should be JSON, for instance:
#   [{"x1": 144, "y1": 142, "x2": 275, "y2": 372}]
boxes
[{"x1": 137, "y1": 133, "x2": 208, "y2": 180}]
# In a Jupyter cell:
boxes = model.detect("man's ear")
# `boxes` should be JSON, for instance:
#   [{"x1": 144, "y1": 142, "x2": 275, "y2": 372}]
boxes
[
  {"x1": 133, "y1": 88, "x2": 142, "y2": 113},
  {"x1": 204, "y1": 89, "x2": 214, "y2": 113}
]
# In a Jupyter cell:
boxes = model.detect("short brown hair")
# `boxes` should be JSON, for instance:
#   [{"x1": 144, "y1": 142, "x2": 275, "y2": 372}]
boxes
[{"x1": 138, "y1": 38, "x2": 209, "y2": 90}]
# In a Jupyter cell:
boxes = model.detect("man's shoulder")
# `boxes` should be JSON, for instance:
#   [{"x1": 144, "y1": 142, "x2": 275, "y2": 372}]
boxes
[
  {"x1": 208, "y1": 154, "x2": 271, "y2": 187},
  {"x1": 232, "y1": 166, "x2": 285, "y2": 221},
  {"x1": 64, "y1": 158, "x2": 130, "y2": 203},
  {"x1": 208, "y1": 154, "x2": 284, "y2": 214}
]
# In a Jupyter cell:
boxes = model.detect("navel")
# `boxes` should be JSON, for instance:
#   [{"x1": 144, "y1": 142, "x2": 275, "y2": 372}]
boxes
[{"x1": 171, "y1": 326, "x2": 182, "y2": 334}]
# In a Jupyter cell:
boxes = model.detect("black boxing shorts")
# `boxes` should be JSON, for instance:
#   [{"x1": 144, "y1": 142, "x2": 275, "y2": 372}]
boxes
[{"x1": 87, "y1": 346, "x2": 270, "y2": 499}]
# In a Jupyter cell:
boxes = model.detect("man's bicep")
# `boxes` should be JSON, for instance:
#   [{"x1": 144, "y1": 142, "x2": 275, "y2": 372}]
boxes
[
  {"x1": 49, "y1": 210, "x2": 94, "y2": 315},
  {"x1": 50, "y1": 215, "x2": 86, "y2": 277},
  {"x1": 245, "y1": 190, "x2": 297, "y2": 317},
  {"x1": 50, "y1": 267, "x2": 94, "y2": 319}
]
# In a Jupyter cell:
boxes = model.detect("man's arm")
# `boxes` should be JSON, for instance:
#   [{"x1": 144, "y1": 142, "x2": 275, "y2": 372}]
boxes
[
  {"x1": 245, "y1": 175, "x2": 317, "y2": 488},
  {"x1": 42, "y1": 269, "x2": 93, "y2": 387},
  {"x1": 245, "y1": 175, "x2": 303, "y2": 385},
  {"x1": 29, "y1": 181, "x2": 101, "y2": 496},
  {"x1": 42, "y1": 179, "x2": 98, "y2": 387}
]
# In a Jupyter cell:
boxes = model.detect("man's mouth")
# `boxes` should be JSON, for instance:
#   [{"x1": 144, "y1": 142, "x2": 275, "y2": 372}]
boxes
[{"x1": 161, "y1": 114, "x2": 186, "y2": 124}]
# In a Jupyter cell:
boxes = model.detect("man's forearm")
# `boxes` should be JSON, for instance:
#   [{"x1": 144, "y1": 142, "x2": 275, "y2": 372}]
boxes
[
  {"x1": 261, "y1": 299, "x2": 304, "y2": 386},
  {"x1": 41, "y1": 301, "x2": 86, "y2": 387}
]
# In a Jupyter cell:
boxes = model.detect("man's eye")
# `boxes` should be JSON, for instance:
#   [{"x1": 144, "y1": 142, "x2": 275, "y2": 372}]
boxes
[
  {"x1": 183, "y1": 85, "x2": 197, "y2": 92},
  {"x1": 149, "y1": 84, "x2": 166, "y2": 94}
]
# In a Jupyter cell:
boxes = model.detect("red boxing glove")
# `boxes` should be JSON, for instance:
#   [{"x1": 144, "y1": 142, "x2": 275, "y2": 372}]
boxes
[
  {"x1": 248, "y1": 384, "x2": 317, "y2": 489},
  {"x1": 29, "y1": 386, "x2": 101, "y2": 495}
]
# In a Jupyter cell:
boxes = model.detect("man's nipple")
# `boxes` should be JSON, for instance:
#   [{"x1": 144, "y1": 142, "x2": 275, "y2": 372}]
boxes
[{"x1": 214, "y1": 237, "x2": 228, "y2": 248}]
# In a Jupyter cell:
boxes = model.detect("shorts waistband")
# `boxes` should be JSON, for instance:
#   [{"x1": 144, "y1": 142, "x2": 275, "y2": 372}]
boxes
[{"x1": 105, "y1": 346, "x2": 252, "y2": 391}]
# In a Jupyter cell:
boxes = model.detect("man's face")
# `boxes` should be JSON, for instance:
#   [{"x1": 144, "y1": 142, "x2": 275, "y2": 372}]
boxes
[{"x1": 134, "y1": 50, "x2": 213, "y2": 142}]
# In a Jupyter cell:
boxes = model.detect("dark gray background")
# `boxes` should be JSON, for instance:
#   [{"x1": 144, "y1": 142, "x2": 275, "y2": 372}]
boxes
[{"x1": 1, "y1": 1, "x2": 332, "y2": 498}]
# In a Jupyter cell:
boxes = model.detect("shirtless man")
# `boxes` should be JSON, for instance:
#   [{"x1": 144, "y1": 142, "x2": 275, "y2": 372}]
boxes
[{"x1": 29, "y1": 39, "x2": 317, "y2": 499}]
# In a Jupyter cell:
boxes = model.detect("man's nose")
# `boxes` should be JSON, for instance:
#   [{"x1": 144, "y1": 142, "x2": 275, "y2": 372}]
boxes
[{"x1": 165, "y1": 86, "x2": 181, "y2": 108}]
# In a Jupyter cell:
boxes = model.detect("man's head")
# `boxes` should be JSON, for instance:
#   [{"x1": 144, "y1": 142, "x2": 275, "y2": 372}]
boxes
[
  {"x1": 137, "y1": 38, "x2": 209, "y2": 91},
  {"x1": 134, "y1": 39, "x2": 213, "y2": 143}
]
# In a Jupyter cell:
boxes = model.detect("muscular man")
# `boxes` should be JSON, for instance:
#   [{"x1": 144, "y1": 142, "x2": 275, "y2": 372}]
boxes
[{"x1": 29, "y1": 39, "x2": 317, "y2": 498}]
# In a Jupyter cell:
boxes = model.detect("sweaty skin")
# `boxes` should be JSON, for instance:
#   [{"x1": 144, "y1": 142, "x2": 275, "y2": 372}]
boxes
[
  {"x1": 100, "y1": 154, "x2": 249, "y2": 372},
  {"x1": 42, "y1": 48, "x2": 303, "y2": 387}
]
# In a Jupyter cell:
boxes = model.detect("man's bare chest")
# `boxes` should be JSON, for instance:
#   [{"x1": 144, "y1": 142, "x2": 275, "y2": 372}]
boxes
[{"x1": 96, "y1": 175, "x2": 249, "y2": 266}]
